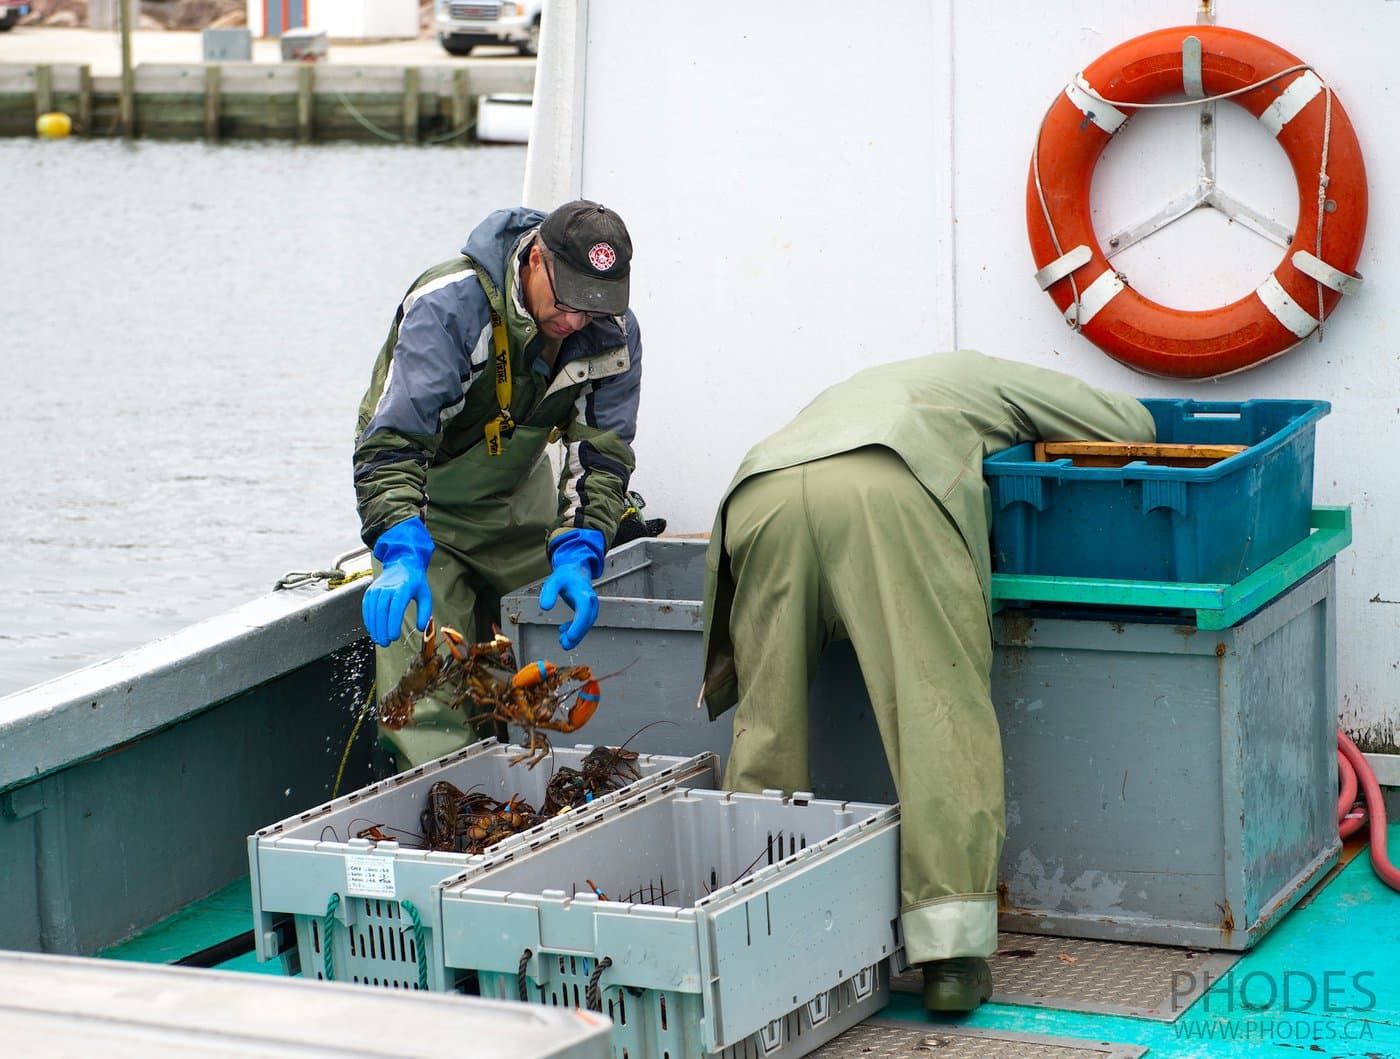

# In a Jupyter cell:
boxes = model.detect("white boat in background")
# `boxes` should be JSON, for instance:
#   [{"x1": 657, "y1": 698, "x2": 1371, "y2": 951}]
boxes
[{"x1": 477, "y1": 92, "x2": 534, "y2": 144}]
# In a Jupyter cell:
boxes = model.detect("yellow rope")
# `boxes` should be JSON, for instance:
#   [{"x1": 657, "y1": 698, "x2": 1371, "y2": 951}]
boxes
[
  {"x1": 333, "y1": 680, "x2": 377, "y2": 799},
  {"x1": 327, "y1": 568, "x2": 372, "y2": 589}
]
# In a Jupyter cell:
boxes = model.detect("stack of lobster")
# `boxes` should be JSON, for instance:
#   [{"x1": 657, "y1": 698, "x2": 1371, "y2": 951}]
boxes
[
  {"x1": 418, "y1": 746, "x2": 645, "y2": 855},
  {"x1": 374, "y1": 620, "x2": 647, "y2": 855},
  {"x1": 378, "y1": 620, "x2": 603, "y2": 768}
]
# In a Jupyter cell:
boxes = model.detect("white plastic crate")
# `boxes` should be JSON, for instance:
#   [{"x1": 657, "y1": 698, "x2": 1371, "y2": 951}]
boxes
[
  {"x1": 248, "y1": 738, "x2": 719, "y2": 990},
  {"x1": 436, "y1": 786, "x2": 901, "y2": 1059}
]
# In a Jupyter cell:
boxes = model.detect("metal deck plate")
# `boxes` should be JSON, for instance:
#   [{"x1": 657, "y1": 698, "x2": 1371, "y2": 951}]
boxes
[
  {"x1": 812, "y1": 1019, "x2": 1147, "y2": 1058},
  {"x1": 889, "y1": 933, "x2": 1240, "y2": 1021}
]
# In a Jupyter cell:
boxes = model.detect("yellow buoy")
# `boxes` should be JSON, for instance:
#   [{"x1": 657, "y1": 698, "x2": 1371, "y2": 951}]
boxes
[{"x1": 36, "y1": 112, "x2": 73, "y2": 139}]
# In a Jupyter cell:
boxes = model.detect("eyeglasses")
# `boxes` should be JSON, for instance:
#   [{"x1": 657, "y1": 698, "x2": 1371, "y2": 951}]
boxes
[{"x1": 540, "y1": 250, "x2": 610, "y2": 322}]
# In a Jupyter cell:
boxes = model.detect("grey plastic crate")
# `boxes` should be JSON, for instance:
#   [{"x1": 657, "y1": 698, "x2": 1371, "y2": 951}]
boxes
[
  {"x1": 504, "y1": 539, "x2": 729, "y2": 764},
  {"x1": 801, "y1": 563, "x2": 1341, "y2": 949},
  {"x1": 249, "y1": 738, "x2": 719, "y2": 989},
  {"x1": 988, "y1": 562, "x2": 1340, "y2": 950},
  {"x1": 503, "y1": 539, "x2": 903, "y2": 802},
  {"x1": 2, "y1": 950, "x2": 613, "y2": 1058},
  {"x1": 437, "y1": 786, "x2": 901, "y2": 1059}
]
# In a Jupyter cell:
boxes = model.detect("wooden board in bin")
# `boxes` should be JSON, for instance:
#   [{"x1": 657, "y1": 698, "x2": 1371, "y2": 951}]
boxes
[{"x1": 1033, "y1": 441, "x2": 1248, "y2": 468}]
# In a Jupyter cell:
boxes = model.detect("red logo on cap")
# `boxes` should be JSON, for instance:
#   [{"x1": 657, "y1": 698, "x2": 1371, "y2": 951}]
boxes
[{"x1": 588, "y1": 243, "x2": 616, "y2": 272}]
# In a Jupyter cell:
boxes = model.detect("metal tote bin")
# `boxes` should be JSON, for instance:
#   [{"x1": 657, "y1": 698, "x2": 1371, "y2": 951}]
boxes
[
  {"x1": 992, "y1": 562, "x2": 1339, "y2": 949},
  {"x1": 985, "y1": 398, "x2": 1330, "y2": 583},
  {"x1": 437, "y1": 787, "x2": 901, "y2": 1059},
  {"x1": 503, "y1": 539, "x2": 733, "y2": 764},
  {"x1": 249, "y1": 739, "x2": 719, "y2": 989}
]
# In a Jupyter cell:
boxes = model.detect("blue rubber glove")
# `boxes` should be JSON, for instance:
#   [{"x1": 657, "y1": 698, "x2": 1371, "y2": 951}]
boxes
[
  {"x1": 362, "y1": 516, "x2": 435, "y2": 647},
  {"x1": 539, "y1": 528, "x2": 605, "y2": 651}
]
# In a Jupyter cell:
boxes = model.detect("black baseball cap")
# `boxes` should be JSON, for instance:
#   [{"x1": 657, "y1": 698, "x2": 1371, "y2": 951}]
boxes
[{"x1": 538, "y1": 200, "x2": 632, "y2": 316}]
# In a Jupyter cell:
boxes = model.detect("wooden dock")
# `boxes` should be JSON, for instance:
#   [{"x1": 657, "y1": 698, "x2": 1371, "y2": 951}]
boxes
[{"x1": 0, "y1": 60, "x2": 535, "y2": 143}]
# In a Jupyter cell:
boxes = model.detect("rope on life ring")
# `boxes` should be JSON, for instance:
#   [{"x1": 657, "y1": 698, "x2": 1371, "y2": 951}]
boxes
[{"x1": 1026, "y1": 26, "x2": 1367, "y2": 380}]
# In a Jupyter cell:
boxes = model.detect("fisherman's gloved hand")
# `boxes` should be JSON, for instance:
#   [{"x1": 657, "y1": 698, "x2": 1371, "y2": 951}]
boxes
[
  {"x1": 362, "y1": 516, "x2": 435, "y2": 648},
  {"x1": 540, "y1": 528, "x2": 605, "y2": 651}
]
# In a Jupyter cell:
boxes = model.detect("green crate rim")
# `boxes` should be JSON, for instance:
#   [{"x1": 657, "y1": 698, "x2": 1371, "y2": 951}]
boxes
[{"x1": 990, "y1": 505, "x2": 1350, "y2": 630}]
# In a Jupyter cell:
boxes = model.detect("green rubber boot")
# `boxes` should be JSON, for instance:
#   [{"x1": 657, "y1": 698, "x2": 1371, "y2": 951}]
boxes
[{"x1": 921, "y1": 957, "x2": 993, "y2": 1013}]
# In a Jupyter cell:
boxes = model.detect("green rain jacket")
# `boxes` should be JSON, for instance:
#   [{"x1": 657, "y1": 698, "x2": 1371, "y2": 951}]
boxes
[
  {"x1": 353, "y1": 207, "x2": 642, "y2": 559},
  {"x1": 700, "y1": 350, "x2": 1157, "y2": 718}
]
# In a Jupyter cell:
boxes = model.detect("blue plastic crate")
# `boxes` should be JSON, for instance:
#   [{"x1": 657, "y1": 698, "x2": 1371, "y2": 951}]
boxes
[{"x1": 985, "y1": 398, "x2": 1330, "y2": 584}]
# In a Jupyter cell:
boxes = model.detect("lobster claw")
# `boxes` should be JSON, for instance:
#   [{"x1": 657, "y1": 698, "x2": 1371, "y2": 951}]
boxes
[
  {"x1": 565, "y1": 680, "x2": 602, "y2": 731},
  {"x1": 511, "y1": 660, "x2": 557, "y2": 690}
]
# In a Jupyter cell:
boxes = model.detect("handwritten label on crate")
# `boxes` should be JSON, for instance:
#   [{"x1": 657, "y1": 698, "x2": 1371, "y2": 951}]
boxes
[{"x1": 345, "y1": 855, "x2": 396, "y2": 899}]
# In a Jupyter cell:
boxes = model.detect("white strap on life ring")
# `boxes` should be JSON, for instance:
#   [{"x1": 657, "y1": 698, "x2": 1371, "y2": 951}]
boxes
[
  {"x1": 1256, "y1": 273, "x2": 1319, "y2": 338},
  {"x1": 1065, "y1": 270, "x2": 1125, "y2": 327},
  {"x1": 1259, "y1": 70, "x2": 1323, "y2": 136},
  {"x1": 1034, "y1": 244, "x2": 1092, "y2": 290},
  {"x1": 1293, "y1": 250, "x2": 1363, "y2": 296},
  {"x1": 1182, "y1": 36, "x2": 1205, "y2": 98},
  {"x1": 1064, "y1": 74, "x2": 1128, "y2": 134}
]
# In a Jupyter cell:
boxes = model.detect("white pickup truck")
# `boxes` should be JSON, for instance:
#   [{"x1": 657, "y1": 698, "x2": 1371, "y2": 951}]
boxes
[{"x1": 435, "y1": 1, "x2": 542, "y2": 57}]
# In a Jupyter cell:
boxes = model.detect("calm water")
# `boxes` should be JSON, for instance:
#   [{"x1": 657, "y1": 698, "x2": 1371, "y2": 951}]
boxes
[{"x1": 0, "y1": 139, "x2": 527, "y2": 696}]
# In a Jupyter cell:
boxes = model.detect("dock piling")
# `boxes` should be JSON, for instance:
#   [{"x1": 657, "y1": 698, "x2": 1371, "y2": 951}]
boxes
[
  {"x1": 403, "y1": 67, "x2": 419, "y2": 145},
  {"x1": 203, "y1": 64, "x2": 220, "y2": 142}
]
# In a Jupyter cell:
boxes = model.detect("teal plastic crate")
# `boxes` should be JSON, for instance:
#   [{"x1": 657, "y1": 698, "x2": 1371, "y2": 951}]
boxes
[
  {"x1": 991, "y1": 506, "x2": 1350, "y2": 629},
  {"x1": 986, "y1": 398, "x2": 1329, "y2": 583}
]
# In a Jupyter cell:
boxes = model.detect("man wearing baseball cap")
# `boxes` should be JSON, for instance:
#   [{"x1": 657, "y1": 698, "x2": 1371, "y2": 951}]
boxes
[{"x1": 353, "y1": 199, "x2": 645, "y2": 769}]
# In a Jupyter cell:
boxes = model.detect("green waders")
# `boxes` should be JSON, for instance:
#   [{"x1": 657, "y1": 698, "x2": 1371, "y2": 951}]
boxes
[
  {"x1": 721, "y1": 446, "x2": 1002, "y2": 963},
  {"x1": 374, "y1": 425, "x2": 558, "y2": 768}
]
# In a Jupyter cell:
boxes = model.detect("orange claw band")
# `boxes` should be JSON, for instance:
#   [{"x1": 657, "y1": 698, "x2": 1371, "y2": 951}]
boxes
[{"x1": 511, "y1": 660, "x2": 557, "y2": 689}]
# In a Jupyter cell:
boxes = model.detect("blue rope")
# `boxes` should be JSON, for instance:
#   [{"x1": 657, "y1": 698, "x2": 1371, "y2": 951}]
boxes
[
  {"x1": 401, "y1": 898, "x2": 430, "y2": 990},
  {"x1": 322, "y1": 893, "x2": 341, "y2": 981}
]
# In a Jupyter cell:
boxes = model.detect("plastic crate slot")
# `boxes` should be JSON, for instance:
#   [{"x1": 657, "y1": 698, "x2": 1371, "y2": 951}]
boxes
[
  {"x1": 659, "y1": 994, "x2": 667, "y2": 1031},
  {"x1": 852, "y1": 965, "x2": 875, "y2": 1001},
  {"x1": 759, "y1": 1017, "x2": 783, "y2": 1051}
]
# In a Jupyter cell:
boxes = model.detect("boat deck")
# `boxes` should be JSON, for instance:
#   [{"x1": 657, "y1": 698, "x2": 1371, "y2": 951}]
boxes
[{"x1": 99, "y1": 829, "x2": 1400, "y2": 1058}]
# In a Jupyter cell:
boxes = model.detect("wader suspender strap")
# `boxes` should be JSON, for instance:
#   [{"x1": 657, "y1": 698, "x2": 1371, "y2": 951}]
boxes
[{"x1": 483, "y1": 308, "x2": 515, "y2": 456}]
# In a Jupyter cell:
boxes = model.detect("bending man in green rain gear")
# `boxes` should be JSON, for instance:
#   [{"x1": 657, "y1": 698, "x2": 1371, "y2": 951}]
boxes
[
  {"x1": 354, "y1": 200, "x2": 643, "y2": 769},
  {"x1": 700, "y1": 351, "x2": 1156, "y2": 1013}
]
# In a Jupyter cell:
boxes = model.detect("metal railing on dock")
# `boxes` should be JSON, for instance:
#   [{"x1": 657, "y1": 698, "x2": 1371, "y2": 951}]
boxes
[{"x1": 0, "y1": 60, "x2": 535, "y2": 144}]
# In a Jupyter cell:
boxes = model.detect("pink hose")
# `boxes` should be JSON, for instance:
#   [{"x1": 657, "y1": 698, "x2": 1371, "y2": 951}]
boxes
[
  {"x1": 1337, "y1": 749, "x2": 1364, "y2": 838},
  {"x1": 1336, "y1": 728, "x2": 1400, "y2": 891},
  {"x1": 1332, "y1": 750, "x2": 1355, "y2": 829}
]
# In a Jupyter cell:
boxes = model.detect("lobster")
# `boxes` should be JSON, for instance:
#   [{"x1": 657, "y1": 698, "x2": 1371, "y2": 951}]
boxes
[
  {"x1": 460, "y1": 794, "x2": 544, "y2": 854},
  {"x1": 469, "y1": 659, "x2": 603, "y2": 768},
  {"x1": 419, "y1": 781, "x2": 544, "y2": 854},
  {"x1": 580, "y1": 744, "x2": 642, "y2": 791},
  {"x1": 378, "y1": 621, "x2": 517, "y2": 730},
  {"x1": 542, "y1": 765, "x2": 589, "y2": 815}
]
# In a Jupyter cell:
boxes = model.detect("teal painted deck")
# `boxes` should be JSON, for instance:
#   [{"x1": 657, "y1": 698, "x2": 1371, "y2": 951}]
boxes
[{"x1": 101, "y1": 828, "x2": 1400, "y2": 1057}]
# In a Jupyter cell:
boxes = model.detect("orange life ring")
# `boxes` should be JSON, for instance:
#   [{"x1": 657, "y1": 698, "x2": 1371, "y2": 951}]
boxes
[{"x1": 1026, "y1": 26, "x2": 1367, "y2": 379}]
